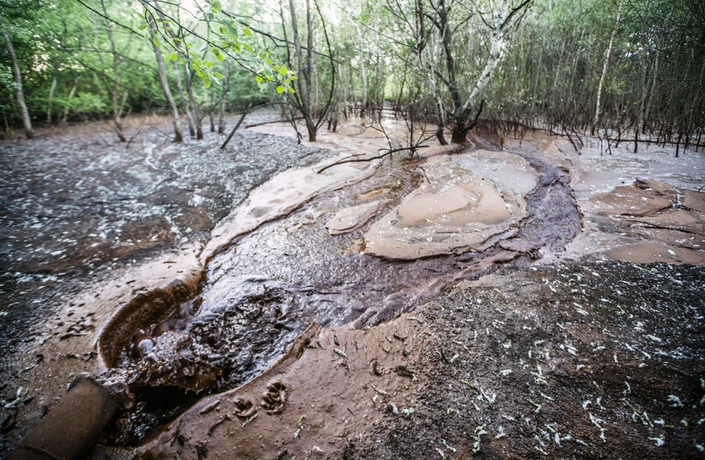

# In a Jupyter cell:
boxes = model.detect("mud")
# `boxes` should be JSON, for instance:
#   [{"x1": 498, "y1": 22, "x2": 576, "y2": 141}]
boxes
[
  {"x1": 95, "y1": 138, "x2": 581, "y2": 446},
  {"x1": 2, "y1": 115, "x2": 704, "y2": 459},
  {"x1": 133, "y1": 260, "x2": 705, "y2": 460}
]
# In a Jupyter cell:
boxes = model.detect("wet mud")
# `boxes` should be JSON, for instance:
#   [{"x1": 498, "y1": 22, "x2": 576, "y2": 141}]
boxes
[
  {"x1": 97, "y1": 143, "x2": 583, "y2": 446},
  {"x1": 134, "y1": 260, "x2": 705, "y2": 460}
]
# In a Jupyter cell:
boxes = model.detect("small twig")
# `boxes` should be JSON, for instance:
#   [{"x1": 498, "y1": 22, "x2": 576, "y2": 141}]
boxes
[{"x1": 316, "y1": 146, "x2": 429, "y2": 174}]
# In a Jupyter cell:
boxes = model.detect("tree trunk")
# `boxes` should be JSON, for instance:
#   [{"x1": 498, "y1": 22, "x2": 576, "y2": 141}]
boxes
[
  {"x1": 101, "y1": 0, "x2": 126, "y2": 141},
  {"x1": 289, "y1": 0, "x2": 315, "y2": 142},
  {"x1": 592, "y1": 0, "x2": 623, "y2": 134},
  {"x1": 209, "y1": 84, "x2": 216, "y2": 133},
  {"x1": 643, "y1": 48, "x2": 659, "y2": 134},
  {"x1": 2, "y1": 28, "x2": 33, "y2": 139},
  {"x1": 47, "y1": 72, "x2": 58, "y2": 125},
  {"x1": 147, "y1": 16, "x2": 183, "y2": 142},
  {"x1": 451, "y1": 0, "x2": 514, "y2": 143},
  {"x1": 183, "y1": 62, "x2": 203, "y2": 139},
  {"x1": 62, "y1": 76, "x2": 80, "y2": 123},
  {"x1": 218, "y1": 59, "x2": 229, "y2": 134},
  {"x1": 353, "y1": 22, "x2": 368, "y2": 115},
  {"x1": 173, "y1": 61, "x2": 195, "y2": 137}
]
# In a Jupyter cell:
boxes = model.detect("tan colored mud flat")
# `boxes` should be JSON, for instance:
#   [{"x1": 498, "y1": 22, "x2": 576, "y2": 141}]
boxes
[
  {"x1": 585, "y1": 179, "x2": 705, "y2": 265},
  {"x1": 363, "y1": 154, "x2": 532, "y2": 260}
]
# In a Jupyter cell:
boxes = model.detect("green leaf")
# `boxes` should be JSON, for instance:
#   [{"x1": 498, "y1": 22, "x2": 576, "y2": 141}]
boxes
[
  {"x1": 205, "y1": 61, "x2": 214, "y2": 68},
  {"x1": 204, "y1": 78, "x2": 212, "y2": 88},
  {"x1": 279, "y1": 65, "x2": 288, "y2": 75},
  {"x1": 288, "y1": 87, "x2": 295, "y2": 93},
  {"x1": 153, "y1": 37, "x2": 161, "y2": 48},
  {"x1": 211, "y1": 0, "x2": 222, "y2": 12},
  {"x1": 243, "y1": 27, "x2": 253, "y2": 36},
  {"x1": 170, "y1": 52, "x2": 178, "y2": 61},
  {"x1": 214, "y1": 72, "x2": 224, "y2": 78},
  {"x1": 256, "y1": 76, "x2": 263, "y2": 83},
  {"x1": 276, "y1": 85, "x2": 285, "y2": 93},
  {"x1": 164, "y1": 54, "x2": 171, "y2": 64},
  {"x1": 139, "y1": 24, "x2": 148, "y2": 30},
  {"x1": 243, "y1": 43, "x2": 253, "y2": 52}
]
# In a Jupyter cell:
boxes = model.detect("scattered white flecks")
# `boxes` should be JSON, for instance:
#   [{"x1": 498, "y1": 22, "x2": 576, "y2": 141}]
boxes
[
  {"x1": 589, "y1": 413, "x2": 607, "y2": 441},
  {"x1": 372, "y1": 394, "x2": 379, "y2": 405},
  {"x1": 648, "y1": 436, "x2": 665, "y2": 447},
  {"x1": 312, "y1": 445, "x2": 324, "y2": 453},
  {"x1": 573, "y1": 303, "x2": 589, "y2": 316},
  {"x1": 532, "y1": 365, "x2": 548, "y2": 385},
  {"x1": 479, "y1": 386, "x2": 497, "y2": 405},
  {"x1": 668, "y1": 249, "x2": 676, "y2": 256},
  {"x1": 699, "y1": 418, "x2": 705, "y2": 425},
  {"x1": 502, "y1": 341, "x2": 512, "y2": 349},
  {"x1": 680, "y1": 419, "x2": 688, "y2": 427},
  {"x1": 502, "y1": 414, "x2": 516, "y2": 421},
  {"x1": 696, "y1": 444, "x2": 704, "y2": 453},
  {"x1": 576, "y1": 364, "x2": 585, "y2": 371},
  {"x1": 596, "y1": 396, "x2": 605, "y2": 410},
  {"x1": 495, "y1": 426, "x2": 507, "y2": 439},
  {"x1": 472, "y1": 424, "x2": 488, "y2": 453},
  {"x1": 435, "y1": 447, "x2": 446, "y2": 459},
  {"x1": 441, "y1": 439, "x2": 456, "y2": 453},
  {"x1": 582, "y1": 400, "x2": 592, "y2": 410},
  {"x1": 527, "y1": 399, "x2": 542, "y2": 413},
  {"x1": 401, "y1": 407, "x2": 415, "y2": 418},
  {"x1": 624, "y1": 381, "x2": 631, "y2": 395},
  {"x1": 699, "y1": 394, "x2": 705, "y2": 406},
  {"x1": 613, "y1": 354, "x2": 619, "y2": 363},
  {"x1": 668, "y1": 395, "x2": 684, "y2": 408},
  {"x1": 388, "y1": 402, "x2": 399, "y2": 415},
  {"x1": 535, "y1": 445, "x2": 549, "y2": 456},
  {"x1": 540, "y1": 392, "x2": 554, "y2": 401},
  {"x1": 654, "y1": 419, "x2": 665, "y2": 426},
  {"x1": 646, "y1": 335, "x2": 663, "y2": 343}
]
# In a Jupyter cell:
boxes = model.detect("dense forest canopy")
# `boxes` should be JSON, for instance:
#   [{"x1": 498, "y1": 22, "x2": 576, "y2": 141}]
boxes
[{"x1": 1, "y1": 0, "x2": 703, "y2": 147}]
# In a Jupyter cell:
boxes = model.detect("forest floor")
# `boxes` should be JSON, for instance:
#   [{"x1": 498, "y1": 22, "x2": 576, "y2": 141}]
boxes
[{"x1": 0, "y1": 113, "x2": 704, "y2": 459}]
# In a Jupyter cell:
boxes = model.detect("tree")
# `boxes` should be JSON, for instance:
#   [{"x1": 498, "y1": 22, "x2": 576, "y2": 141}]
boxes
[{"x1": 1, "y1": 16, "x2": 33, "y2": 138}]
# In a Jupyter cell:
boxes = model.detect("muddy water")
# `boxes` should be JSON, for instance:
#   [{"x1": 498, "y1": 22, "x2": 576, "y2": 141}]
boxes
[{"x1": 100, "y1": 147, "x2": 582, "y2": 446}]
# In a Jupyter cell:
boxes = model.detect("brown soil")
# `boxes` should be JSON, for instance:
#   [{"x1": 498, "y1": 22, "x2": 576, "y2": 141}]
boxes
[{"x1": 129, "y1": 260, "x2": 705, "y2": 460}]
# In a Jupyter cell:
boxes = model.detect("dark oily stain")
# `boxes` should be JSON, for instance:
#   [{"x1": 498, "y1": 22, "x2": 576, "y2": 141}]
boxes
[{"x1": 99, "y1": 151, "x2": 582, "y2": 446}]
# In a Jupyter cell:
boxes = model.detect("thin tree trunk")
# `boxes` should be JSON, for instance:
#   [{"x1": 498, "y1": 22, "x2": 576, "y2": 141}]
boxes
[
  {"x1": 209, "y1": 84, "x2": 215, "y2": 132},
  {"x1": 218, "y1": 59, "x2": 229, "y2": 134},
  {"x1": 62, "y1": 76, "x2": 80, "y2": 123},
  {"x1": 183, "y1": 62, "x2": 203, "y2": 139},
  {"x1": 353, "y1": 22, "x2": 368, "y2": 115},
  {"x1": 47, "y1": 72, "x2": 58, "y2": 125},
  {"x1": 593, "y1": 0, "x2": 623, "y2": 134},
  {"x1": 643, "y1": 48, "x2": 659, "y2": 134},
  {"x1": 220, "y1": 105, "x2": 251, "y2": 149},
  {"x1": 2, "y1": 28, "x2": 33, "y2": 139},
  {"x1": 173, "y1": 60, "x2": 195, "y2": 137},
  {"x1": 289, "y1": 0, "x2": 315, "y2": 141},
  {"x1": 147, "y1": 15, "x2": 183, "y2": 142},
  {"x1": 100, "y1": 0, "x2": 126, "y2": 141}
]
